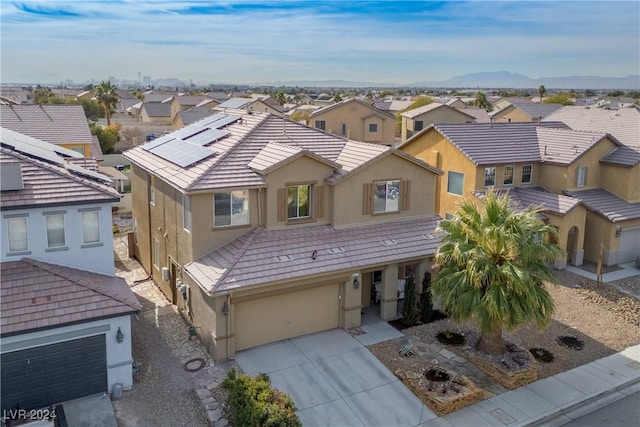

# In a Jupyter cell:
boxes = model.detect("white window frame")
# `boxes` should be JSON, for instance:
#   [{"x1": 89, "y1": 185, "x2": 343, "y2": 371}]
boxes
[
  {"x1": 521, "y1": 164, "x2": 532, "y2": 184},
  {"x1": 81, "y1": 210, "x2": 101, "y2": 245},
  {"x1": 152, "y1": 239, "x2": 160, "y2": 270},
  {"x1": 287, "y1": 185, "x2": 312, "y2": 219},
  {"x1": 368, "y1": 123, "x2": 378, "y2": 133},
  {"x1": 315, "y1": 120, "x2": 326, "y2": 131},
  {"x1": 6, "y1": 216, "x2": 29, "y2": 253},
  {"x1": 576, "y1": 165, "x2": 586, "y2": 187},
  {"x1": 447, "y1": 171, "x2": 464, "y2": 196},
  {"x1": 45, "y1": 213, "x2": 66, "y2": 250},
  {"x1": 503, "y1": 165, "x2": 514, "y2": 186},
  {"x1": 373, "y1": 180, "x2": 400, "y2": 213},
  {"x1": 214, "y1": 190, "x2": 249, "y2": 227},
  {"x1": 183, "y1": 194, "x2": 191, "y2": 232},
  {"x1": 484, "y1": 166, "x2": 496, "y2": 187}
]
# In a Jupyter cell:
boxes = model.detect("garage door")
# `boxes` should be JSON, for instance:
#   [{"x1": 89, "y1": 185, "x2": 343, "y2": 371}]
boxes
[
  {"x1": 1, "y1": 335, "x2": 107, "y2": 411},
  {"x1": 235, "y1": 284, "x2": 340, "y2": 351},
  {"x1": 619, "y1": 228, "x2": 640, "y2": 263}
]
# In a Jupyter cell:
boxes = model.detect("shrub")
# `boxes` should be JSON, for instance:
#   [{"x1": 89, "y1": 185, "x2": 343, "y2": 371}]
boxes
[
  {"x1": 420, "y1": 271, "x2": 433, "y2": 322},
  {"x1": 223, "y1": 368, "x2": 301, "y2": 427},
  {"x1": 402, "y1": 275, "x2": 417, "y2": 326}
]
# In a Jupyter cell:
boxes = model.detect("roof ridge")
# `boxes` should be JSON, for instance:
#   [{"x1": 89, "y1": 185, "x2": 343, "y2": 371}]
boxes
[
  {"x1": 214, "y1": 227, "x2": 261, "y2": 290},
  {"x1": 22, "y1": 258, "x2": 140, "y2": 310}
]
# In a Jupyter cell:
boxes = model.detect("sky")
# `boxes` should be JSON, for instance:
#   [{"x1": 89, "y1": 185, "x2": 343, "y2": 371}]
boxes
[{"x1": 1, "y1": 1, "x2": 639, "y2": 85}]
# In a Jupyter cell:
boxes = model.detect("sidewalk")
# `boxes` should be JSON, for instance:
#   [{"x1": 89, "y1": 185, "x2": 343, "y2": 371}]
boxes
[{"x1": 566, "y1": 261, "x2": 640, "y2": 283}]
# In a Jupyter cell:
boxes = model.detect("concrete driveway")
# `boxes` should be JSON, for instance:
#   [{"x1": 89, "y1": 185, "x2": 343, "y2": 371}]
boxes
[{"x1": 236, "y1": 325, "x2": 438, "y2": 427}]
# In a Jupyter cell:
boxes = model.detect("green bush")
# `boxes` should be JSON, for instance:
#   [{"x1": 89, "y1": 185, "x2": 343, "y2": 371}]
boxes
[
  {"x1": 420, "y1": 271, "x2": 434, "y2": 322},
  {"x1": 223, "y1": 368, "x2": 301, "y2": 427},
  {"x1": 402, "y1": 275, "x2": 417, "y2": 326}
]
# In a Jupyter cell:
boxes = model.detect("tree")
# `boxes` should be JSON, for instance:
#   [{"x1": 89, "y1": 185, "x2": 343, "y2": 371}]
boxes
[
  {"x1": 402, "y1": 275, "x2": 417, "y2": 326},
  {"x1": 543, "y1": 93, "x2": 575, "y2": 106},
  {"x1": 332, "y1": 93, "x2": 343, "y2": 103},
  {"x1": 33, "y1": 85, "x2": 54, "y2": 104},
  {"x1": 432, "y1": 190, "x2": 564, "y2": 355},
  {"x1": 90, "y1": 122, "x2": 121, "y2": 154},
  {"x1": 472, "y1": 91, "x2": 493, "y2": 112},
  {"x1": 94, "y1": 81, "x2": 119, "y2": 125},
  {"x1": 419, "y1": 271, "x2": 433, "y2": 322},
  {"x1": 274, "y1": 91, "x2": 286, "y2": 106},
  {"x1": 538, "y1": 85, "x2": 546, "y2": 103}
]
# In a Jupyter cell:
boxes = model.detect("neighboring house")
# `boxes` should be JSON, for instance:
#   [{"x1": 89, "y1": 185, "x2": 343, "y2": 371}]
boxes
[
  {"x1": 124, "y1": 111, "x2": 443, "y2": 361},
  {"x1": 490, "y1": 102, "x2": 563, "y2": 123},
  {"x1": 1, "y1": 129, "x2": 140, "y2": 412},
  {"x1": 141, "y1": 92, "x2": 174, "y2": 104},
  {"x1": 139, "y1": 102, "x2": 172, "y2": 124},
  {"x1": 167, "y1": 95, "x2": 218, "y2": 121},
  {"x1": 248, "y1": 96, "x2": 285, "y2": 116},
  {"x1": 118, "y1": 97, "x2": 142, "y2": 114},
  {"x1": 491, "y1": 96, "x2": 533, "y2": 111},
  {"x1": 444, "y1": 97, "x2": 469, "y2": 109},
  {"x1": 172, "y1": 106, "x2": 217, "y2": 129},
  {"x1": 400, "y1": 103, "x2": 478, "y2": 142},
  {"x1": 214, "y1": 97, "x2": 251, "y2": 110},
  {"x1": 307, "y1": 98, "x2": 396, "y2": 145},
  {"x1": 0, "y1": 104, "x2": 94, "y2": 157},
  {"x1": 400, "y1": 121, "x2": 639, "y2": 268}
]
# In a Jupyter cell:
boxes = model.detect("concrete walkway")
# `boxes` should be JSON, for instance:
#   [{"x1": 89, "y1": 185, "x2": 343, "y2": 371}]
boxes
[{"x1": 566, "y1": 261, "x2": 640, "y2": 283}]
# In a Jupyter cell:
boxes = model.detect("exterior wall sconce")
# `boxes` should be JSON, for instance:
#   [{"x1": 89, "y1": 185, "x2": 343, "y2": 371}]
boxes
[
  {"x1": 116, "y1": 327, "x2": 124, "y2": 343},
  {"x1": 222, "y1": 301, "x2": 229, "y2": 316},
  {"x1": 615, "y1": 226, "x2": 622, "y2": 238},
  {"x1": 353, "y1": 277, "x2": 359, "y2": 289}
]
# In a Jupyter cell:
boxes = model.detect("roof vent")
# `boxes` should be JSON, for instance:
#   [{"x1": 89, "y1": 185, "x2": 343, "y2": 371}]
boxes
[
  {"x1": 328, "y1": 247, "x2": 345, "y2": 254},
  {"x1": 381, "y1": 239, "x2": 397, "y2": 246},
  {"x1": 1, "y1": 163, "x2": 24, "y2": 191},
  {"x1": 276, "y1": 255, "x2": 294, "y2": 262}
]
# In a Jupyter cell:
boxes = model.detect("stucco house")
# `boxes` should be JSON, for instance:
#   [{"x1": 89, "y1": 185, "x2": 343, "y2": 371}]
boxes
[
  {"x1": 0, "y1": 104, "x2": 96, "y2": 157},
  {"x1": 0, "y1": 129, "x2": 140, "y2": 412},
  {"x1": 139, "y1": 102, "x2": 172, "y2": 124},
  {"x1": 400, "y1": 121, "x2": 639, "y2": 268},
  {"x1": 124, "y1": 111, "x2": 443, "y2": 361},
  {"x1": 400, "y1": 103, "x2": 478, "y2": 143},
  {"x1": 167, "y1": 95, "x2": 219, "y2": 122},
  {"x1": 490, "y1": 102, "x2": 563, "y2": 123},
  {"x1": 172, "y1": 106, "x2": 217, "y2": 129},
  {"x1": 307, "y1": 98, "x2": 396, "y2": 145}
]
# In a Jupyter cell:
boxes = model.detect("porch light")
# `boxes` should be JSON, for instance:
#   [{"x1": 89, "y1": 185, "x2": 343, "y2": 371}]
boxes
[
  {"x1": 353, "y1": 277, "x2": 359, "y2": 289},
  {"x1": 116, "y1": 327, "x2": 124, "y2": 343},
  {"x1": 615, "y1": 226, "x2": 622, "y2": 238},
  {"x1": 222, "y1": 301, "x2": 229, "y2": 316}
]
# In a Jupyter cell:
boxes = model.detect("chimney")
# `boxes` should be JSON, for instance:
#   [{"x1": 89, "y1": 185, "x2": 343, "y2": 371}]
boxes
[{"x1": 537, "y1": 116, "x2": 542, "y2": 125}]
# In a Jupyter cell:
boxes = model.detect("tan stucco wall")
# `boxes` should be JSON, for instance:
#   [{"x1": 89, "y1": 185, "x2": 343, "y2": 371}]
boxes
[
  {"x1": 600, "y1": 164, "x2": 640, "y2": 202},
  {"x1": 332, "y1": 153, "x2": 436, "y2": 227},
  {"x1": 310, "y1": 101, "x2": 395, "y2": 144},
  {"x1": 130, "y1": 165, "x2": 151, "y2": 273},
  {"x1": 59, "y1": 143, "x2": 92, "y2": 157},
  {"x1": 492, "y1": 105, "x2": 533, "y2": 123},
  {"x1": 401, "y1": 108, "x2": 474, "y2": 142}
]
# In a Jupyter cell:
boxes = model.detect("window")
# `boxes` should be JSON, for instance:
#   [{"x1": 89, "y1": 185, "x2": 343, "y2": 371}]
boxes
[
  {"x1": 7, "y1": 217, "x2": 28, "y2": 252},
  {"x1": 214, "y1": 190, "x2": 249, "y2": 227},
  {"x1": 149, "y1": 175, "x2": 156, "y2": 205},
  {"x1": 503, "y1": 166, "x2": 514, "y2": 186},
  {"x1": 445, "y1": 213, "x2": 455, "y2": 220},
  {"x1": 287, "y1": 185, "x2": 311, "y2": 219},
  {"x1": 576, "y1": 165, "x2": 587, "y2": 187},
  {"x1": 45, "y1": 213, "x2": 65, "y2": 249},
  {"x1": 341, "y1": 123, "x2": 347, "y2": 136},
  {"x1": 81, "y1": 211, "x2": 100, "y2": 244},
  {"x1": 152, "y1": 239, "x2": 160, "y2": 270},
  {"x1": 368, "y1": 123, "x2": 378, "y2": 133},
  {"x1": 71, "y1": 147, "x2": 85, "y2": 156},
  {"x1": 484, "y1": 167, "x2": 496, "y2": 187},
  {"x1": 315, "y1": 120, "x2": 326, "y2": 131},
  {"x1": 373, "y1": 180, "x2": 400, "y2": 213},
  {"x1": 521, "y1": 165, "x2": 532, "y2": 184},
  {"x1": 447, "y1": 171, "x2": 464, "y2": 196},
  {"x1": 183, "y1": 194, "x2": 191, "y2": 232},
  {"x1": 414, "y1": 121, "x2": 424, "y2": 131}
]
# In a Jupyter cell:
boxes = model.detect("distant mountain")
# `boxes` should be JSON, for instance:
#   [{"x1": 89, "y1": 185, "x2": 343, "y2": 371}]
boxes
[{"x1": 270, "y1": 71, "x2": 640, "y2": 90}]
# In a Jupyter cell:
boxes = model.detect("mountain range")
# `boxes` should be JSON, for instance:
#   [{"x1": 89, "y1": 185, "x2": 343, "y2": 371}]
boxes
[{"x1": 270, "y1": 71, "x2": 640, "y2": 90}]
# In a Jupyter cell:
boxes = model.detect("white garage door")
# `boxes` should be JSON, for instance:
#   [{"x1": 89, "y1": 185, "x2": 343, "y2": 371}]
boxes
[
  {"x1": 235, "y1": 284, "x2": 340, "y2": 351},
  {"x1": 619, "y1": 227, "x2": 640, "y2": 264}
]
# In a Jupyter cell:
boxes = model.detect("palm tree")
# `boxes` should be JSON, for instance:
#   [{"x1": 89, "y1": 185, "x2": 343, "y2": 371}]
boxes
[
  {"x1": 473, "y1": 91, "x2": 493, "y2": 112},
  {"x1": 94, "y1": 81, "x2": 119, "y2": 125},
  {"x1": 538, "y1": 85, "x2": 546, "y2": 103},
  {"x1": 432, "y1": 190, "x2": 564, "y2": 355}
]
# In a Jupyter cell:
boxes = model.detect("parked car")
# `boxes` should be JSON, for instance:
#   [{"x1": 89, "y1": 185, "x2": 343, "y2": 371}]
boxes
[{"x1": 146, "y1": 134, "x2": 156, "y2": 141}]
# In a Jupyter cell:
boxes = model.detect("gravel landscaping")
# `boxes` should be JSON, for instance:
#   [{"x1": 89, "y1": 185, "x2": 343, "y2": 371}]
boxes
[{"x1": 370, "y1": 269, "x2": 640, "y2": 384}]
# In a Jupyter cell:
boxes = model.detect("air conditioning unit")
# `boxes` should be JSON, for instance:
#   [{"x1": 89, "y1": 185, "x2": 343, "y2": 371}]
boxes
[{"x1": 161, "y1": 267, "x2": 170, "y2": 281}]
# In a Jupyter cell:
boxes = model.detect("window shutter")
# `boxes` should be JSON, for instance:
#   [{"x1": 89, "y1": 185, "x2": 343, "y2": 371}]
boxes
[
  {"x1": 314, "y1": 186, "x2": 325, "y2": 219},
  {"x1": 277, "y1": 188, "x2": 286, "y2": 222},
  {"x1": 362, "y1": 183, "x2": 373, "y2": 215},
  {"x1": 401, "y1": 180, "x2": 411, "y2": 211}
]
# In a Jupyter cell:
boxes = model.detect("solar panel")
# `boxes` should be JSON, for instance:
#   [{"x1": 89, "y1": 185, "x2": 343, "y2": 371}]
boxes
[
  {"x1": 208, "y1": 114, "x2": 241, "y2": 129},
  {"x1": 197, "y1": 113, "x2": 228, "y2": 127},
  {"x1": 171, "y1": 127, "x2": 207, "y2": 140},
  {"x1": 66, "y1": 163, "x2": 113, "y2": 183},
  {"x1": 185, "y1": 128, "x2": 230, "y2": 146},
  {"x1": 149, "y1": 140, "x2": 216, "y2": 168},
  {"x1": 218, "y1": 98, "x2": 250, "y2": 109},
  {"x1": 141, "y1": 135, "x2": 174, "y2": 151}
]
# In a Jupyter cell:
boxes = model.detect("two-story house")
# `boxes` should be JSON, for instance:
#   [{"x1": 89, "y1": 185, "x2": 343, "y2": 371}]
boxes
[
  {"x1": 0, "y1": 128, "x2": 140, "y2": 412},
  {"x1": 400, "y1": 103, "x2": 479, "y2": 143},
  {"x1": 0, "y1": 104, "x2": 96, "y2": 157},
  {"x1": 490, "y1": 102, "x2": 563, "y2": 123},
  {"x1": 124, "y1": 111, "x2": 443, "y2": 361},
  {"x1": 307, "y1": 98, "x2": 396, "y2": 145},
  {"x1": 400, "y1": 121, "x2": 639, "y2": 268}
]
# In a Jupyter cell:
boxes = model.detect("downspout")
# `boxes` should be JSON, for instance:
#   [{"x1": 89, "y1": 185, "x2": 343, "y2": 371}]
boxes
[
  {"x1": 257, "y1": 188, "x2": 263, "y2": 226},
  {"x1": 226, "y1": 293, "x2": 232, "y2": 360},
  {"x1": 147, "y1": 173, "x2": 153, "y2": 273}
]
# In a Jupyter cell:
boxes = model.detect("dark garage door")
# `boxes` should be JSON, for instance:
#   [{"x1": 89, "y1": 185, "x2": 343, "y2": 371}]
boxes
[{"x1": 1, "y1": 335, "x2": 107, "y2": 411}]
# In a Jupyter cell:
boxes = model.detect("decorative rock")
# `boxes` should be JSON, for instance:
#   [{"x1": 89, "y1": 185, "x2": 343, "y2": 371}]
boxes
[
  {"x1": 214, "y1": 418, "x2": 229, "y2": 427},
  {"x1": 201, "y1": 396, "x2": 215, "y2": 405},
  {"x1": 205, "y1": 402, "x2": 220, "y2": 411},
  {"x1": 207, "y1": 408, "x2": 222, "y2": 423},
  {"x1": 206, "y1": 381, "x2": 219, "y2": 390},
  {"x1": 196, "y1": 388, "x2": 212, "y2": 399},
  {"x1": 438, "y1": 348, "x2": 458, "y2": 360}
]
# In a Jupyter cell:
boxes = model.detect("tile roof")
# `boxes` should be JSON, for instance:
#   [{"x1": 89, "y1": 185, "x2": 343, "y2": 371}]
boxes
[
  {"x1": 143, "y1": 93, "x2": 174, "y2": 103},
  {"x1": 1, "y1": 130, "x2": 120, "y2": 209},
  {"x1": 473, "y1": 187, "x2": 581, "y2": 216},
  {"x1": 456, "y1": 107, "x2": 491, "y2": 123},
  {"x1": 186, "y1": 216, "x2": 442, "y2": 294},
  {"x1": 142, "y1": 102, "x2": 171, "y2": 117},
  {"x1": 0, "y1": 258, "x2": 141, "y2": 336},
  {"x1": 402, "y1": 103, "x2": 456, "y2": 119},
  {"x1": 309, "y1": 98, "x2": 394, "y2": 119},
  {"x1": 125, "y1": 112, "x2": 439, "y2": 193},
  {"x1": 507, "y1": 102, "x2": 563, "y2": 119},
  {"x1": 177, "y1": 107, "x2": 216, "y2": 126},
  {"x1": 0, "y1": 105, "x2": 93, "y2": 145},
  {"x1": 564, "y1": 189, "x2": 640, "y2": 222},
  {"x1": 90, "y1": 135, "x2": 104, "y2": 161},
  {"x1": 217, "y1": 98, "x2": 251, "y2": 109},
  {"x1": 404, "y1": 122, "x2": 615, "y2": 166},
  {"x1": 171, "y1": 95, "x2": 213, "y2": 107}
]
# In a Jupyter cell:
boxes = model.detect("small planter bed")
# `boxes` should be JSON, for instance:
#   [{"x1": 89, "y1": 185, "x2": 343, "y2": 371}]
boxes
[
  {"x1": 529, "y1": 347, "x2": 555, "y2": 363},
  {"x1": 557, "y1": 335, "x2": 584, "y2": 351},
  {"x1": 436, "y1": 330, "x2": 465, "y2": 346},
  {"x1": 389, "y1": 310, "x2": 448, "y2": 330}
]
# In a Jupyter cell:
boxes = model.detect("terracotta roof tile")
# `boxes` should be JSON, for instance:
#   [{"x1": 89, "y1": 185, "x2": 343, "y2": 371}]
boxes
[
  {"x1": 1, "y1": 259, "x2": 141, "y2": 336},
  {"x1": 0, "y1": 105, "x2": 93, "y2": 145},
  {"x1": 565, "y1": 188, "x2": 640, "y2": 222}
]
